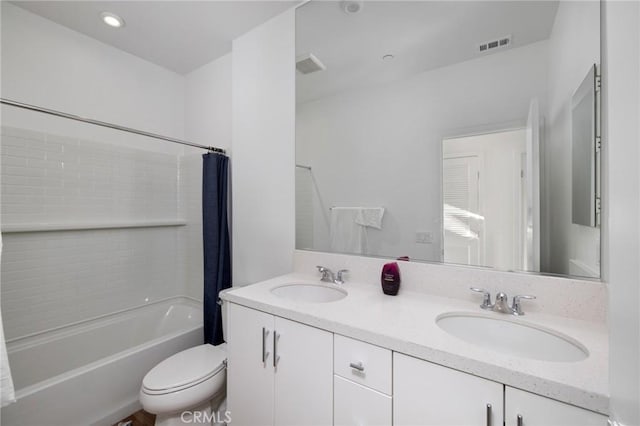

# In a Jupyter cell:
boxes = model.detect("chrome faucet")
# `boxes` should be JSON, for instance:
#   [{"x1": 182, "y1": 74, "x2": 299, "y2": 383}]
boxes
[
  {"x1": 470, "y1": 288, "x2": 536, "y2": 316},
  {"x1": 316, "y1": 266, "x2": 349, "y2": 285}
]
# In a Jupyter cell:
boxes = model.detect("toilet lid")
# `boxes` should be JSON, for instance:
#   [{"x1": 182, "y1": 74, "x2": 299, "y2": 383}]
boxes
[{"x1": 143, "y1": 344, "x2": 226, "y2": 392}]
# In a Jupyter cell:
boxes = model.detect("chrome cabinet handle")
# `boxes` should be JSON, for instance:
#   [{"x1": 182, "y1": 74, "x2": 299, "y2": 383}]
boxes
[
  {"x1": 349, "y1": 361, "x2": 364, "y2": 372},
  {"x1": 470, "y1": 287, "x2": 493, "y2": 309},
  {"x1": 273, "y1": 332, "x2": 280, "y2": 368},
  {"x1": 262, "y1": 327, "x2": 270, "y2": 365},
  {"x1": 517, "y1": 414, "x2": 523, "y2": 426},
  {"x1": 486, "y1": 403, "x2": 491, "y2": 426}
]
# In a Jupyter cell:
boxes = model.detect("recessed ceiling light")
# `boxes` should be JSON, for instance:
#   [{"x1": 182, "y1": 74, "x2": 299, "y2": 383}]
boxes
[
  {"x1": 100, "y1": 12, "x2": 125, "y2": 28},
  {"x1": 382, "y1": 54, "x2": 395, "y2": 61},
  {"x1": 340, "y1": 0, "x2": 364, "y2": 14}
]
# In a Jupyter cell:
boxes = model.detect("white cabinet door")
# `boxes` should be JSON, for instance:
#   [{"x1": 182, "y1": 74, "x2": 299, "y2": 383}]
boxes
[
  {"x1": 334, "y1": 375, "x2": 392, "y2": 426},
  {"x1": 505, "y1": 387, "x2": 608, "y2": 426},
  {"x1": 394, "y1": 353, "x2": 503, "y2": 426},
  {"x1": 227, "y1": 303, "x2": 275, "y2": 426},
  {"x1": 274, "y1": 317, "x2": 333, "y2": 426}
]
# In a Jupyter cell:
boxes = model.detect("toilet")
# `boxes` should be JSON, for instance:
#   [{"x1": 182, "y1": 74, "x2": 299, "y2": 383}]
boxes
[{"x1": 140, "y1": 305, "x2": 228, "y2": 426}]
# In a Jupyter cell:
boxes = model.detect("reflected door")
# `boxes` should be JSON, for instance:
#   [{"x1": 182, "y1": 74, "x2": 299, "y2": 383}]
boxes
[{"x1": 443, "y1": 156, "x2": 482, "y2": 265}]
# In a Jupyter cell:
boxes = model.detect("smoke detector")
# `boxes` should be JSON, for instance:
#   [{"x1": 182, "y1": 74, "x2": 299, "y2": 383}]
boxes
[
  {"x1": 341, "y1": 0, "x2": 364, "y2": 14},
  {"x1": 296, "y1": 53, "x2": 327, "y2": 75},
  {"x1": 478, "y1": 35, "x2": 512, "y2": 53}
]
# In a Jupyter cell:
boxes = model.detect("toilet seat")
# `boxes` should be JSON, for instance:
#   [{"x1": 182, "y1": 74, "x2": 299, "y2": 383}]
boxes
[
  {"x1": 142, "y1": 344, "x2": 226, "y2": 395},
  {"x1": 140, "y1": 344, "x2": 227, "y2": 416}
]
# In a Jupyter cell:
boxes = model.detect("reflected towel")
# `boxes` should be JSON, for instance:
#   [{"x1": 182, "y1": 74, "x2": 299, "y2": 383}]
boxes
[
  {"x1": 330, "y1": 207, "x2": 367, "y2": 254},
  {"x1": 1, "y1": 234, "x2": 16, "y2": 407},
  {"x1": 355, "y1": 207, "x2": 385, "y2": 230}
]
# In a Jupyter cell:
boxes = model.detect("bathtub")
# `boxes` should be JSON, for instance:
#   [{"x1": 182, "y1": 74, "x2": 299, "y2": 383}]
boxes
[{"x1": 1, "y1": 297, "x2": 203, "y2": 426}]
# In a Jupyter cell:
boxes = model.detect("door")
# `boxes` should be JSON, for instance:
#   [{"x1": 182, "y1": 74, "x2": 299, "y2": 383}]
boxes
[
  {"x1": 443, "y1": 155, "x2": 482, "y2": 265},
  {"x1": 394, "y1": 353, "x2": 503, "y2": 426},
  {"x1": 227, "y1": 303, "x2": 275, "y2": 426},
  {"x1": 273, "y1": 317, "x2": 333, "y2": 426},
  {"x1": 525, "y1": 98, "x2": 541, "y2": 271},
  {"x1": 505, "y1": 387, "x2": 607, "y2": 426}
]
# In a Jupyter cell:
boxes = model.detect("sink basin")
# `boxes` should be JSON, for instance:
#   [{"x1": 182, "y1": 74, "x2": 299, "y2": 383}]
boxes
[
  {"x1": 436, "y1": 312, "x2": 588, "y2": 362},
  {"x1": 271, "y1": 283, "x2": 347, "y2": 303}
]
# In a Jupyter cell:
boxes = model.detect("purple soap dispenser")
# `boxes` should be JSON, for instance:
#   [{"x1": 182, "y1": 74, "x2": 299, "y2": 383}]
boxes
[{"x1": 381, "y1": 262, "x2": 401, "y2": 295}]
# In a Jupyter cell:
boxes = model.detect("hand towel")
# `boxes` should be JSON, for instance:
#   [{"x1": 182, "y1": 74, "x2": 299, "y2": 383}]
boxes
[
  {"x1": 355, "y1": 207, "x2": 385, "y2": 229},
  {"x1": 330, "y1": 207, "x2": 367, "y2": 254}
]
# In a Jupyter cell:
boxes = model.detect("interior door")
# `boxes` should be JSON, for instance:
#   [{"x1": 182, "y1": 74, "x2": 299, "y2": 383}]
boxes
[
  {"x1": 443, "y1": 155, "x2": 482, "y2": 265},
  {"x1": 525, "y1": 98, "x2": 541, "y2": 271}
]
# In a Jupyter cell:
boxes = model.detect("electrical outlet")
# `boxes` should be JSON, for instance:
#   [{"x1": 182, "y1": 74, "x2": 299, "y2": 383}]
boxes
[{"x1": 415, "y1": 231, "x2": 433, "y2": 244}]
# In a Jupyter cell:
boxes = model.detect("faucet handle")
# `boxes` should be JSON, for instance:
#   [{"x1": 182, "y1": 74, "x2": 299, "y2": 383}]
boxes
[
  {"x1": 336, "y1": 269, "x2": 349, "y2": 283},
  {"x1": 511, "y1": 294, "x2": 536, "y2": 316},
  {"x1": 470, "y1": 287, "x2": 493, "y2": 310},
  {"x1": 316, "y1": 265, "x2": 333, "y2": 282}
]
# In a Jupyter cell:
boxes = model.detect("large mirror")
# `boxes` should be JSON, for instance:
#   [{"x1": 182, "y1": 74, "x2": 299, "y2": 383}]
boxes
[{"x1": 295, "y1": 1, "x2": 601, "y2": 279}]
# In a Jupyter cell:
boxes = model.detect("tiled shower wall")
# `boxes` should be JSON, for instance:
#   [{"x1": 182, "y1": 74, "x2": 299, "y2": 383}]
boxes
[{"x1": 0, "y1": 126, "x2": 190, "y2": 341}]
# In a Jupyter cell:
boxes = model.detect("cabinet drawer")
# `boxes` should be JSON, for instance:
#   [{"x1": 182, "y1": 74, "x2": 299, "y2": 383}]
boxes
[
  {"x1": 334, "y1": 375, "x2": 392, "y2": 426},
  {"x1": 334, "y1": 334, "x2": 392, "y2": 394}
]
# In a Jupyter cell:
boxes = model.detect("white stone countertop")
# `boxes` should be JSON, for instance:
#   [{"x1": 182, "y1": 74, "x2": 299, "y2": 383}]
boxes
[{"x1": 220, "y1": 272, "x2": 609, "y2": 415}]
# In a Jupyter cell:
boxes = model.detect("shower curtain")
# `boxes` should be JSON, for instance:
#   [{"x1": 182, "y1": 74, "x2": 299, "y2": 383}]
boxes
[
  {"x1": 1, "y1": 233, "x2": 16, "y2": 407},
  {"x1": 202, "y1": 153, "x2": 231, "y2": 345}
]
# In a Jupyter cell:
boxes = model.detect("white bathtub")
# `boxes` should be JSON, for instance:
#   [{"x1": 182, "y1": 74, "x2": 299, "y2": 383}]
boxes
[{"x1": 1, "y1": 297, "x2": 203, "y2": 426}]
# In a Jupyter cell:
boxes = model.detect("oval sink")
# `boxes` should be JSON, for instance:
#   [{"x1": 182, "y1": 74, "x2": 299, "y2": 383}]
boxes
[
  {"x1": 436, "y1": 312, "x2": 588, "y2": 362},
  {"x1": 271, "y1": 283, "x2": 347, "y2": 303}
]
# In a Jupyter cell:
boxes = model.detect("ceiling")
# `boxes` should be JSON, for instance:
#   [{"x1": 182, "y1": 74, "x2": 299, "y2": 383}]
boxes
[
  {"x1": 296, "y1": 1, "x2": 559, "y2": 104},
  {"x1": 12, "y1": 1, "x2": 298, "y2": 74}
]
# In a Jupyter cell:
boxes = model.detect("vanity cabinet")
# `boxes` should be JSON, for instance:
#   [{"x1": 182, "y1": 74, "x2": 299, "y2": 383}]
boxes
[
  {"x1": 227, "y1": 303, "x2": 333, "y2": 426},
  {"x1": 333, "y1": 335, "x2": 392, "y2": 425},
  {"x1": 505, "y1": 387, "x2": 608, "y2": 426},
  {"x1": 394, "y1": 352, "x2": 503, "y2": 426},
  {"x1": 227, "y1": 301, "x2": 605, "y2": 426}
]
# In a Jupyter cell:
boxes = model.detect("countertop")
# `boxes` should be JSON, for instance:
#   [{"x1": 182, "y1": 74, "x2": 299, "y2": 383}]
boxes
[{"x1": 220, "y1": 272, "x2": 609, "y2": 414}]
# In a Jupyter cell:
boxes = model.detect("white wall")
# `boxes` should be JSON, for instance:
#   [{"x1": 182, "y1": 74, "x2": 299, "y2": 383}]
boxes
[
  {"x1": 603, "y1": 0, "x2": 640, "y2": 424},
  {"x1": 181, "y1": 54, "x2": 233, "y2": 299},
  {"x1": 231, "y1": 9, "x2": 296, "y2": 286},
  {"x1": 0, "y1": 3, "x2": 190, "y2": 340},
  {"x1": 544, "y1": 0, "x2": 601, "y2": 276},
  {"x1": 0, "y1": 3, "x2": 185, "y2": 145},
  {"x1": 296, "y1": 41, "x2": 548, "y2": 263}
]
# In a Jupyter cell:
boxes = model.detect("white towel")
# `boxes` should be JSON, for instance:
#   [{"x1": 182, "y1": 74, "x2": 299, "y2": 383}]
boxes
[
  {"x1": 355, "y1": 207, "x2": 385, "y2": 230},
  {"x1": 1, "y1": 233, "x2": 16, "y2": 407},
  {"x1": 330, "y1": 207, "x2": 367, "y2": 255}
]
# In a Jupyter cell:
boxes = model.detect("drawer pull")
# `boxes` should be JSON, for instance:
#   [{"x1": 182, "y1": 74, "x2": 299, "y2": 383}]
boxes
[
  {"x1": 273, "y1": 332, "x2": 280, "y2": 368},
  {"x1": 349, "y1": 361, "x2": 365, "y2": 372},
  {"x1": 517, "y1": 414, "x2": 523, "y2": 426},
  {"x1": 486, "y1": 403, "x2": 491, "y2": 426},
  {"x1": 261, "y1": 327, "x2": 270, "y2": 366}
]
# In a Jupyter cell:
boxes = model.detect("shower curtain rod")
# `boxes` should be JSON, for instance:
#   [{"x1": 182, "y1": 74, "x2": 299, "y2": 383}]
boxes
[{"x1": 0, "y1": 98, "x2": 226, "y2": 154}]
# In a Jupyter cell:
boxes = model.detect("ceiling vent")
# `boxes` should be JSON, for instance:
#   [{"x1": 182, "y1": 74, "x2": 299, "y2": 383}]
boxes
[
  {"x1": 296, "y1": 53, "x2": 326, "y2": 74},
  {"x1": 478, "y1": 35, "x2": 512, "y2": 53}
]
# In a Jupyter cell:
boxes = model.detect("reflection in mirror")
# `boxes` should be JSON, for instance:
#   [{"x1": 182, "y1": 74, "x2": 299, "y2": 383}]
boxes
[{"x1": 295, "y1": 1, "x2": 601, "y2": 279}]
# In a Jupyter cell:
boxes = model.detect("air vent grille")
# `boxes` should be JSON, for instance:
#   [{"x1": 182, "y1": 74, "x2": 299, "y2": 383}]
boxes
[
  {"x1": 296, "y1": 53, "x2": 326, "y2": 74},
  {"x1": 479, "y1": 36, "x2": 512, "y2": 53}
]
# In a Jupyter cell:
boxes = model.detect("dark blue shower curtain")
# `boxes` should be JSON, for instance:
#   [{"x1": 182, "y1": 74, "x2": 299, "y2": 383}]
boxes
[{"x1": 202, "y1": 153, "x2": 231, "y2": 345}]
